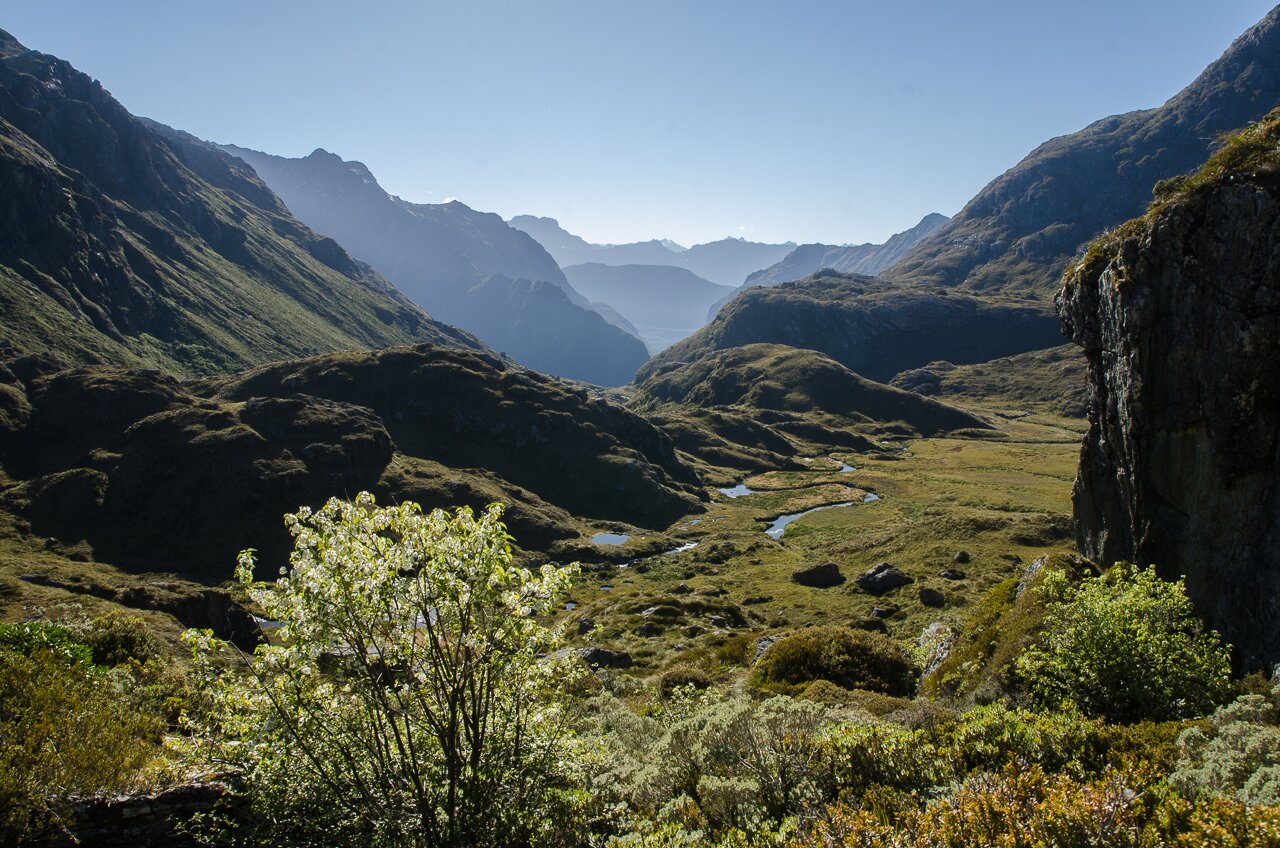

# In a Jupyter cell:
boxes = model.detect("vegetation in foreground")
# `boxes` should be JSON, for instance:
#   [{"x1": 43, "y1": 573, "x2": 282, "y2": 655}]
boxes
[{"x1": 5, "y1": 493, "x2": 1279, "y2": 846}]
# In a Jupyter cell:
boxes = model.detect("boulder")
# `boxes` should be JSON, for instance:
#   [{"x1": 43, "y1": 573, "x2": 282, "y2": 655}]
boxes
[
  {"x1": 856, "y1": 562, "x2": 914, "y2": 595},
  {"x1": 790, "y1": 561, "x2": 845, "y2": 588},
  {"x1": 919, "y1": 588, "x2": 946, "y2": 608},
  {"x1": 576, "y1": 647, "x2": 633, "y2": 669}
]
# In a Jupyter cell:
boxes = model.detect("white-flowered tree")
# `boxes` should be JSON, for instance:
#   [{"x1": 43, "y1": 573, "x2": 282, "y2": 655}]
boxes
[{"x1": 183, "y1": 493, "x2": 582, "y2": 848}]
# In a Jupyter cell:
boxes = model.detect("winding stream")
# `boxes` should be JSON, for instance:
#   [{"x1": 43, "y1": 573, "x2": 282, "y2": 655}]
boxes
[{"x1": 765, "y1": 502, "x2": 854, "y2": 540}]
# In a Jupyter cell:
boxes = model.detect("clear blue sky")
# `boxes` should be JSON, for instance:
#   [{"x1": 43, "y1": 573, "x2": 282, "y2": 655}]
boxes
[{"x1": 6, "y1": 1, "x2": 1276, "y2": 246}]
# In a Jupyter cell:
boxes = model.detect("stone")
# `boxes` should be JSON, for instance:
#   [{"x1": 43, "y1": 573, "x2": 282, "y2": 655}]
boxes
[
  {"x1": 953, "y1": 550, "x2": 971, "y2": 564},
  {"x1": 790, "y1": 561, "x2": 845, "y2": 588},
  {"x1": 919, "y1": 588, "x2": 946, "y2": 608},
  {"x1": 869, "y1": 605, "x2": 896, "y2": 619},
  {"x1": 576, "y1": 617, "x2": 596, "y2": 635},
  {"x1": 576, "y1": 647, "x2": 633, "y2": 669},
  {"x1": 855, "y1": 617, "x2": 888, "y2": 633},
  {"x1": 939, "y1": 569, "x2": 966, "y2": 580},
  {"x1": 708, "y1": 614, "x2": 730, "y2": 628},
  {"x1": 671, "y1": 582, "x2": 693, "y2": 594},
  {"x1": 855, "y1": 562, "x2": 914, "y2": 595},
  {"x1": 754, "y1": 634, "x2": 783, "y2": 661}
]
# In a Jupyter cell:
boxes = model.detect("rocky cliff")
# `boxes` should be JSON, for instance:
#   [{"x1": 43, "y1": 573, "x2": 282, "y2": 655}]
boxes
[
  {"x1": 638, "y1": 272, "x2": 1062, "y2": 385},
  {"x1": 1058, "y1": 109, "x2": 1280, "y2": 672},
  {"x1": 0, "y1": 30, "x2": 476, "y2": 376},
  {"x1": 889, "y1": 6, "x2": 1280, "y2": 298}
]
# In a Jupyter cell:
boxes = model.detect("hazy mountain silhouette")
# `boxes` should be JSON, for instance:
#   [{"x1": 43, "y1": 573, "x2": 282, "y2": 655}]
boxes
[
  {"x1": 508, "y1": 215, "x2": 795, "y2": 286},
  {"x1": 219, "y1": 146, "x2": 648, "y2": 385},
  {"x1": 561, "y1": 263, "x2": 734, "y2": 351},
  {"x1": 707, "y1": 213, "x2": 949, "y2": 319}
]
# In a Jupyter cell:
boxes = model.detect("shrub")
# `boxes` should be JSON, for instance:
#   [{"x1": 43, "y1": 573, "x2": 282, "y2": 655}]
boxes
[
  {"x1": 946, "y1": 702, "x2": 1108, "y2": 777},
  {"x1": 0, "y1": 620, "x2": 91, "y2": 665},
  {"x1": 818, "y1": 719, "x2": 951, "y2": 799},
  {"x1": 81, "y1": 610, "x2": 162, "y2": 667},
  {"x1": 0, "y1": 647, "x2": 162, "y2": 842},
  {"x1": 1171, "y1": 686, "x2": 1280, "y2": 805},
  {"x1": 595, "y1": 691, "x2": 829, "y2": 834},
  {"x1": 754, "y1": 627, "x2": 916, "y2": 697},
  {"x1": 659, "y1": 665, "x2": 713, "y2": 699},
  {"x1": 183, "y1": 494, "x2": 584, "y2": 848},
  {"x1": 1017, "y1": 563, "x2": 1231, "y2": 722}
]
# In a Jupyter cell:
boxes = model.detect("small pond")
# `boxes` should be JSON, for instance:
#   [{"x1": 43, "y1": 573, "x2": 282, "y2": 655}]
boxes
[
  {"x1": 863, "y1": 492, "x2": 881, "y2": 503},
  {"x1": 663, "y1": 541, "x2": 698, "y2": 556},
  {"x1": 718, "y1": 483, "x2": 755, "y2": 498},
  {"x1": 592, "y1": 532, "x2": 630, "y2": 545},
  {"x1": 765, "y1": 502, "x2": 854, "y2": 540}
]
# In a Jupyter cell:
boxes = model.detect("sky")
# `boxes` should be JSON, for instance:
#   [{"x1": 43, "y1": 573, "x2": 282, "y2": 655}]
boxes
[{"x1": 5, "y1": 1, "x2": 1276, "y2": 246}]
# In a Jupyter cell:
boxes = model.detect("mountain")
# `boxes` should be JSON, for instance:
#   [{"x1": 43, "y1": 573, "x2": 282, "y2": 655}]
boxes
[
  {"x1": 1, "y1": 343, "x2": 704, "y2": 583},
  {"x1": 218, "y1": 146, "x2": 647, "y2": 386},
  {"x1": 744, "y1": 213, "x2": 949, "y2": 287},
  {"x1": 561, "y1": 263, "x2": 734, "y2": 351},
  {"x1": 1058, "y1": 107, "x2": 1280, "y2": 672},
  {"x1": 637, "y1": 272, "x2": 1062, "y2": 385},
  {"x1": 0, "y1": 30, "x2": 480, "y2": 377},
  {"x1": 508, "y1": 215, "x2": 796, "y2": 286},
  {"x1": 887, "y1": 5, "x2": 1280, "y2": 297},
  {"x1": 708, "y1": 213, "x2": 950, "y2": 318}
]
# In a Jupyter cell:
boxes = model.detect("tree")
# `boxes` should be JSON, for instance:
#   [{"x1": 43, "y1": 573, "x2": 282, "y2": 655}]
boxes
[
  {"x1": 184, "y1": 493, "x2": 582, "y2": 848},
  {"x1": 1017, "y1": 563, "x2": 1230, "y2": 723}
]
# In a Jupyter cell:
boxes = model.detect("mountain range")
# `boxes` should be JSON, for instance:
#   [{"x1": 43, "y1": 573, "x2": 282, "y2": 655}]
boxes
[
  {"x1": 0, "y1": 29, "x2": 480, "y2": 377},
  {"x1": 706, "y1": 212, "x2": 950, "y2": 319},
  {"x1": 218, "y1": 146, "x2": 648, "y2": 386},
  {"x1": 507, "y1": 215, "x2": 796, "y2": 286}
]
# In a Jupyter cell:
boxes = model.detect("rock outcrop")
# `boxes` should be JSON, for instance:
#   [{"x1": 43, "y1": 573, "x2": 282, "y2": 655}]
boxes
[{"x1": 1058, "y1": 109, "x2": 1280, "y2": 671}]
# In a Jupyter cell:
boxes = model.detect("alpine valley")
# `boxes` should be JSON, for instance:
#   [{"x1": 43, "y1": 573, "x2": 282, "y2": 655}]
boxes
[{"x1": 3, "y1": 6, "x2": 1280, "y2": 847}]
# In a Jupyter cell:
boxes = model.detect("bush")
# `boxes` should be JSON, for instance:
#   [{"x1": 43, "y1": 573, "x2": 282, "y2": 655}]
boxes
[
  {"x1": 1171, "y1": 685, "x2": 1280, "y2": 805},
  {"x1": 946, "y1": 702, "x2": 1108, "y2": 777},
  {"x1": 81, "y1": 610, "x2": 162, "y2": 667},
  {"x1": 0, "y1": 647, "x2": 162, "y2": 842},
  {"x1": 1017, "y1": 563, "x2": 1231, "y2": 722},
  {"x1": 183, "y1": 494, "x2": 584, "y2": 848},
  {"x1": 754, "y1": 627, "x2": 916, "y2": 697},
  {"x1": 0, "y1": 620, "x2": 91, "y2": 665},
  {"x1": 594, "y1": 690, "x2": 830, "y2": 834},
  {"x1": 659, "y1": 665, "x2": 713, "y2": 699},
  {"x1": 818, "y1": 719, "x2": 951, "y2": 799}
]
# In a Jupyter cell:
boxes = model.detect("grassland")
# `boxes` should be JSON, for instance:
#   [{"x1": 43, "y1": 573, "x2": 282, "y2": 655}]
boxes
[{"x1": 557, "y1": 406, "x2": 1085, "y2": 677}]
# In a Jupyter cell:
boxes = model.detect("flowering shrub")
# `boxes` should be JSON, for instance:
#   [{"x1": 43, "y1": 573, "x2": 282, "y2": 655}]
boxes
[{"x1": 183, "y1": 493, "x2": 583, "y2": 848}]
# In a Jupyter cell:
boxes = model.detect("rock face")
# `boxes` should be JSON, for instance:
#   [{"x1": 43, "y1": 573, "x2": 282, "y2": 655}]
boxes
[
  {"x1": 0, "y1": 30, "x2": 476, "y2": 377},
  {"x1": 888, "y1": 6, "x2": 1280, "y2": 297},
  {"x1": 1058, "y1": 109, "x2": 1280, "y2": 672},
  {"x1": 218, "y1": 146, "x2": 648, "y2": 386}
]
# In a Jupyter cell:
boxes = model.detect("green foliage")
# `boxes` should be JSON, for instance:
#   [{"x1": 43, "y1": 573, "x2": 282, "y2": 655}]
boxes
[
  {"x1": 659, "y1": 664, "x2": 713, "y2": 699},
  {"x1": 0, "y1": 620, "x2": 92, "y2": 665},
  {"x1": 946, "y1": 701, "x2": 1107, "y2": 777},
  {"x1": 818, "y1": 719, "x2": 950, "y2": 800},
  {"x1": 182, "y1": 493, "x2": 584, "y2": 848},
  {"x1": 1017, "y1": 563, "x2": 1231, "y2": 723},
  {"x1": 753, "y1": 627, "x2": 916, "y2": 697},
  {"x1": 81, "y1": 610, "x2": 163, "y2": 668},
  {"x1": 592, "y1": 690, "x2": 829, "y2": 835},
  {"x1": 0, "y1": 647, "x2": 162, "y2": 842},
  {"x1": 1172, "y1": 686, "x2": 1280, "y2": 805}
]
